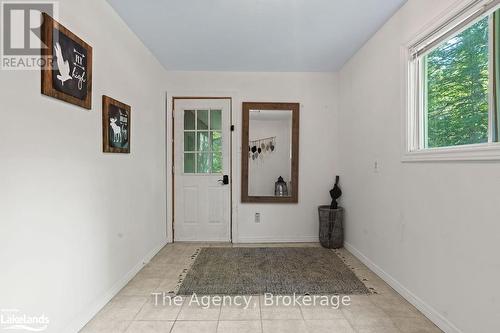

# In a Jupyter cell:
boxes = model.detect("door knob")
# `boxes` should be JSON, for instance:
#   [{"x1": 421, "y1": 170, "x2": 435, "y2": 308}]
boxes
[{"x1": 218, "y1": 175, "x2": 229, "y2": 185}]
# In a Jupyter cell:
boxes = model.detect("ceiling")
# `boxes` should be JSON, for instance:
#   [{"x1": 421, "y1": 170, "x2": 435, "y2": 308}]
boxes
[{"x1": 106, "y1": 0, "x2": 407, "y2": 72}]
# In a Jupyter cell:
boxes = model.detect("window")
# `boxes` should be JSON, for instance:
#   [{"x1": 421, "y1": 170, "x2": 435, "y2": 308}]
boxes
[
  {"x1": 183, "y1": 109, "x2": 223, "y2": 173},
  {"x1": 425, "y1": 17, "x2": 489, "y2": 148},
  {"x1": 406, "y1": 0, "x2": 500, "y2": 160}
]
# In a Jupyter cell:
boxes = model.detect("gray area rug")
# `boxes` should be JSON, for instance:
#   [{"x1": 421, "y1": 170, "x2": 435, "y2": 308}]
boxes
[{"x1": 177, "y1": 247, "x2": 370, "y2": 295}]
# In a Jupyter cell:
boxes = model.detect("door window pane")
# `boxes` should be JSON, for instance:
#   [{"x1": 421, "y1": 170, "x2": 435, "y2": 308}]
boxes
[
  {"x1": 184, "y1": 132, "x2": 195, "y2": 151},
  {"x1": 197, "y1": 110, "x2": 209, "y2": 130},
  {"x1": 184, "y1": 110, "x2": 195, "y2": 130},
  {"x1": 212, "y1": 152, "x2": 222, "y2": 173},
  {"x1": 184, "y1": 153, "x2": 195, "y2": 173},
  {"x1": 197, "y1": 131, "x2": 210, "y2": 151},
  {"x1": 197, "y1": 153, "x2": 211, "y2": 173},
  {"x1": 211, "y1": 131, "x2": 222, "y2": 151},
  {"x1": 210, "y1": 110, "x2": 222, "y2": 130},
  {"x1": 183, "y1": 108, "x2": 223, "y2": 174}
]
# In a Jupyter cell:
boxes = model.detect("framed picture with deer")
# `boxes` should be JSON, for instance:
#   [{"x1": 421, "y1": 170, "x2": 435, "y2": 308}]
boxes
[
  {"x1": 41, "y1": 13, "x2": 92, "y2": 109},
  {"x1": 102, "y1": 96, "x2": 131, "y2": 154}
]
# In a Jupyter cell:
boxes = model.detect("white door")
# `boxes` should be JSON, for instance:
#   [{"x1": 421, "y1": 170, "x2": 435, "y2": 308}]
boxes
[{"x1": 173, "y1": 99, "x2": 231, "y2": 242}]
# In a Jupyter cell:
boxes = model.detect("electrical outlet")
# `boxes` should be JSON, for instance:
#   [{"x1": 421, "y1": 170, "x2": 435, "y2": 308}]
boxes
[
  {"x1": 374, "y1": 161, "x2": 380, "y2": 173},
  {"x1": 255, "y1": 213, "x2": 261, "y2": 223}
]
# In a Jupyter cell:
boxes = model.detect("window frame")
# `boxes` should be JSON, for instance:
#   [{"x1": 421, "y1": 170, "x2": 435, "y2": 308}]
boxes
[{"x1": 404, "y1": 0, "x2": 500, "y2": 162}]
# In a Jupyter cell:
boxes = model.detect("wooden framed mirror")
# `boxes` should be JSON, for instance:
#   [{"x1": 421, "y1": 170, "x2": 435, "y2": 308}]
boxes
[{"x1": 241, "y1": 102, "x2": 299, "y2": 203}]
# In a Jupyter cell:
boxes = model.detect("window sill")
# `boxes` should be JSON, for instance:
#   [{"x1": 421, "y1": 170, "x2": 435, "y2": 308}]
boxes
[{"x1": 402, "y1": 143, "x2": 500, "y2": 162}]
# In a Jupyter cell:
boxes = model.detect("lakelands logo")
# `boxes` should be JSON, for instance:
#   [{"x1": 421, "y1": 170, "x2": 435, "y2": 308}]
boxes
[
  {"x1": 1, "y1": 1, "x2": 58, "y2": 70},
  {"x1": 0, "y1": 309, "x2": 49, "y2": 332}
]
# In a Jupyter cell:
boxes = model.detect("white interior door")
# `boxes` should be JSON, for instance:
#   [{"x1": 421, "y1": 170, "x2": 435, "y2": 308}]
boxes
[{"x1": 173, "y1": 99, "x2": 231, "y2": 242}]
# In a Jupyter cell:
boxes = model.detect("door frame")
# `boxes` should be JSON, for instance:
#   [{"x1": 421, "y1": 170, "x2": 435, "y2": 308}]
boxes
[{"x1": 170, "y1": 96, "x2": 233, "y2": 243}]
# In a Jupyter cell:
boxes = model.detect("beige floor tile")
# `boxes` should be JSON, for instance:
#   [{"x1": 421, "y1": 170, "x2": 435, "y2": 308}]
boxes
[
  {"x1": 345, "y1": 295, "x2": 373, "y2": 307},
  {"x1": 177, "y1": 299, "x2": 221, "y2": 320},
  {"x1": 262, "y1": 320, "x2": 307, "y2": 333},
  {"x1": 348, "y1": 316, "x2": 398, "y2": 330},
  {"x1": 259, "y1": 295, "x2": 303, "y2": 320},
  {"x1": 217, "y1": 321, "x2": 262, "y2": 333},
  {"x1": 81, "y1": 243, "x2": 443, "y2": 333},
  {"x1": 260, "y1": 304, "x2": 302, "y2": 320},
  {"x1": 155, "y1": 279, "x2": 180, "y2": 293},
  {"x1": 219, "y1": 296, "x2": 260, "y2": 320},
  {"x1": 171, "y1": 321, "x2": 218, "y2": 333},
  {"x1": 357, "y1": 327, "x2": 402, "y2": 333},
  {"x1": 351, "y1": 268, "x2": 380, "y2": 280},
  {"x1": 156, "y1": 254, "x2": 183, "y2": 263},
  {"x1": 92, "y1": 296, "x2": 148, "y2": 322},
  {"x1": 392, "y1": 317, "x2": 443, "y2": 333},
  {"x1": 366, "y1": 282, "x2": 396, "y2": 295},
  {"x1": 205, "y1": 243, "x2": 233, "y2": 247},
  {"x1": 135, "y1": 299, "x2": 184, "y2": 320},
  {"x1": 124, "y1": 321, "x2": 174, "y2": 333},
  {"x1": 80, "y1": 320, "x2": 131, "y2": 333},
  {"x1": 304, "y1": 319, "x2": 356, "y2": 333},
  {"x1": 342, "y1": 304, "x2": 392, "y2": 328},
  {"x1": 155, "y1": 249, "x2": 176, "y2": 258},
  {"x1": 300, "y1": 304, "x2": 345, "y2": 320},
  {"x1": 370, "y1": 295, "x2": 421, "y2": 318},
  {"x1": 157, "y1": 257, "x2": 194, "y2": 266},
  {"x1": 342, "y1": 302, "x2": 386, "y2": 315},
  {"x1": 119, "y1": 277, "x2": 163, "y2": 297},
  {"x1": 134, "y1": 263, "x2": 184, "y2": 280},
  {"x1": 369, "y1": 294, "x2": 407, "y2": 306}
]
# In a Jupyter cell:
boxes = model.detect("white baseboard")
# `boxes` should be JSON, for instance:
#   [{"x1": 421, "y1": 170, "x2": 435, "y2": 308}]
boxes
[
  {"x1": 235, "y1": 235, "x2": 319, "y2": 244},
  {"x1": 64, "y1": 239, "x2": 168, "y2": 333},
  {"x1": 344, "y1": 242, "x2": 463, "y2": 333},
  {"x1": 174, "y1": 238, "x2": 230, "y2": 242}
]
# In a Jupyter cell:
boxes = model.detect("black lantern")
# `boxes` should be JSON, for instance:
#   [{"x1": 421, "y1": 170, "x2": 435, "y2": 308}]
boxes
[{"x1": 274, "y1": 176, "x2": 288, "y2": 197}]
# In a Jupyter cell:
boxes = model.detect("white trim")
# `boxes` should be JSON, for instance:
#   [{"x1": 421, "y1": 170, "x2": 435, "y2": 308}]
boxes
[
  {"x1": 165, "y1": 92, "x2": 172, "y2": 243},
  {"x1": 403, "y1": 0, "x2": 500, "y2": 162},
  {"x1": 344, "y1": 242, "x2": 464, "y2": 333},
  {"x1": 174, "y1": 237, "x2": 232, "y2": 242},
  {"x1": 167, "y1": 90, "x2": 240, "y2": 244},
  {"x1": 235, "y1": 236, "x2": 319, "y2": 244},
  {"x1": 63, "y1": 239, "x2": 168, "y2": 333},
  {"x1": 402, "y1": 142, "x2": 500, "y2": 161},
  {"x1": 409, "y1": 0, "x2": 500, "y2": 57}
]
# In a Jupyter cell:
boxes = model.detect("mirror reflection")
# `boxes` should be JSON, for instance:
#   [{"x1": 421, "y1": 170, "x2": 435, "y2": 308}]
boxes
[{"x1": 248, "y1": 109, "x2": 293, "y2": 197}]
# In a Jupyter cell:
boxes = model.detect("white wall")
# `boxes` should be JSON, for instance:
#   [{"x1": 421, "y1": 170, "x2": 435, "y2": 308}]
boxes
[
  {"x1": 0, "y1": 1, "x2": 168, "y2": 332},
  {"x1": 248, "y1": 116, "x2": 292, "y2": 197},
  {"x1": 338, "y1": 0, "x2": 500, "y2": 332},
  {"x1": 166, "y1": 72, "x2": 339, "y2": 243}
]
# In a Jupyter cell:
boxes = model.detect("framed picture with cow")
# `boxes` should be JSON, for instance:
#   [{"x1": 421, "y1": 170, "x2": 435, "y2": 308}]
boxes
[
  {"x1": 102, "y1": 96, "x2": 131, "y2": 154},
  {"x1": 41, "y1": 13, "x2": 92, "y2": 109}
]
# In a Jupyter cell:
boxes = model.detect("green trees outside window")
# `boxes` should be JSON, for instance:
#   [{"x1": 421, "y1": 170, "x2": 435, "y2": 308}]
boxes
[{"x1": 424, "y1": 16, "x2": 490, "y2": 148}]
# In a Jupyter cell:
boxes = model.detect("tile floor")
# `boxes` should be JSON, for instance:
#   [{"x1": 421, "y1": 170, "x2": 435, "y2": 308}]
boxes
[{"x1": 80, "y1": 243, "x2": 443, "y2": 333}]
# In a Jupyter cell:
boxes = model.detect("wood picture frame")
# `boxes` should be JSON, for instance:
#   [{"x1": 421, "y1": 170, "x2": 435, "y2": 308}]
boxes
[
  {"x1": 41, "y1": 13, "x2": 93, "y2": 109},
  {"x1": 102, "y1": 96, "x2": 131, "y2": 154},
  {"x1": 241, "y1": 102, "x2": 300, "y2": 204}
]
